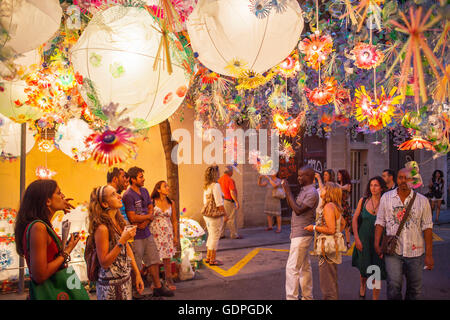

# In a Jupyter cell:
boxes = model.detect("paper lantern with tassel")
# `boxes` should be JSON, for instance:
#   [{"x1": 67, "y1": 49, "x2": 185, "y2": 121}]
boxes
[
  {"x1": 186, "y1": 0, "x2": 303, "y2": 77},
  {"x1": 70, "y1": 5, "x2": 190, "y2": 130},
  {"x1": 0, "y1": 0, "x2": 62, "y2": 54}
]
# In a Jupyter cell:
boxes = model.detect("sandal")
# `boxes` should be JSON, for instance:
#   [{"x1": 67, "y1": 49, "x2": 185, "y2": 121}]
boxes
[
  {"x1": 265, "y1": 227, "x2": 273, "y2": 231},
  {"x1": 208, "y1": 260, "x2": 223, "y2": 266},
  {"x1": 166, "y1": 280, "x2": 176, "y2": 291},
  {"x1": 275, "y1": 229, "x2": 281, "y2": 233}
]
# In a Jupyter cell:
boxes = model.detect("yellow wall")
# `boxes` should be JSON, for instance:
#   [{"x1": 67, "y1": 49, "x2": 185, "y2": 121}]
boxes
[{"x1": 0, "y1": 108, "x2": 244, "y2": 228}]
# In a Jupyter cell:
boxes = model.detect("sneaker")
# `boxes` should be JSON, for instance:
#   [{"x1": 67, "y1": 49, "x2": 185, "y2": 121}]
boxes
[
  {"x1": 153, "y1": 285, "x2": 175, "y2": 297},
  {"x1": 132, "y1": 290, "x2": 146, "y2": 300}
]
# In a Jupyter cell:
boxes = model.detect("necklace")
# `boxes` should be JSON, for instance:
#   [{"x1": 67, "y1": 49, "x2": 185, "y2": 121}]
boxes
[{"x1": 369, "y1": 197, "x2": 380, "y2": 215}]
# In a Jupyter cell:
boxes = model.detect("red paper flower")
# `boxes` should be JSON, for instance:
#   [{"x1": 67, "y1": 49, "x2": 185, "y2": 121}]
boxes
[
  {"x1": 85, "y1": 127, "x2": 137, "y2": 166},
  {"x1": 298, "y1": 34, "x2": 333, "y2": 70},
  {"x1": 398, "y1": 136, "x2": 435, "y2": 151},
  {"x1": 350, "y1": 42, "x2": 384, "y2": 69}
]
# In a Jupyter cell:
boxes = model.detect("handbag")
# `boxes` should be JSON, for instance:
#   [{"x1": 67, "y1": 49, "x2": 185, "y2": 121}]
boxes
[
  {"x1": 381, "y1": 192, "x2": 416, "y2": 256},
  {"x1": 25, "y1": 220, "x2": 90, "y2": 300},
  {"x1": 314, "y1": 210, "x2": 347, "y2": 257},
  {"x1": 201, "y1": 186, "x2": 225, "y2": 218},
  {"x1": 84, "y1": 234, "x2": 99, "y2": 282},
  {"x1": 272, "y1": 186, "x2": 286, "y2": 199}
]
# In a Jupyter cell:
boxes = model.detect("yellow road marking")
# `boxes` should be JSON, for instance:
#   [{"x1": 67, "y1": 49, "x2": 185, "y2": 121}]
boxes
[{"x1": 204, "y1": 248, "x2": 287, "y2": 277}]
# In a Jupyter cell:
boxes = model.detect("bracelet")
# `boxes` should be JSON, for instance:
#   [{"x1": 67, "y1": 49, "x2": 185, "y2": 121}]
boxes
[
  {"x1": 313, "y1": 225, "x2": 317, "y2": 232},
  {"x1": 60, "y1": 251, "x2": 71, "y2": 263}
]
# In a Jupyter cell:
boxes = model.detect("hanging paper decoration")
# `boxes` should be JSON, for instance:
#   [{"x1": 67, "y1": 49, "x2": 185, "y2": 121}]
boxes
[
  {"x1": 35, "y1": 166, "x2": 57, "y2": 180},
  {"x1": 339, "y1": 0, "x2": 383, "y2": 32},
  {"x1": 85, "y1": 126, "x2": 137, "y2": 166},
  {"x1": 404, "y1": 161, "x2": 423, "y2": 189},
  {"x1": 71, "y1": 5, "x2": 191, "y2": 130},
  {"x1": 305, "y1": 77, "x2": 337, "y2": 107},
  {"x1": 0, "y1": 113, "x2": 35, "y2": 160},
  {"x1": 350, "y1": 42, "x2": 384, "y2": 69},
  {"x1": 55, "y1": 118, "x2": 94, "y2": 162},
  {"x1": 187, "y1": 0, "x2": 303, "y2": 77},
  {"x1": 398, "y1": 135, "x2": 435, "y2": 151},
  {"x1": 0, "y1": 0, "x2": 62, "y2": 54},
  {"x1": 0, "y1": 50, "x2": 42, "y2": 123},
  {"x1": 298, "y1": 33, "x2": 333, "y2": 71},
  {"x1": 236, "y1": 70, "x2": 275, "y2": 91},
  {"x1": 385, "y1": 7, "x2": 448, "y2": 104},
  {"x1": 268, "y1": 85, "x2": 292, "y2": 111},
  {"x1": 274, "y1": 52, "x2": 300, "y2": 78}
]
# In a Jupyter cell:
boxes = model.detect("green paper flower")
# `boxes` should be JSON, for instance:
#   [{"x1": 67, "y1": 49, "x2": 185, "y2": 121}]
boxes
[
  {"x1": 110, "y1": 62, "x2": 125, "y2": 78},
  {"x1": 89, "y1": 53, "x2": 102, "y2": 67}
]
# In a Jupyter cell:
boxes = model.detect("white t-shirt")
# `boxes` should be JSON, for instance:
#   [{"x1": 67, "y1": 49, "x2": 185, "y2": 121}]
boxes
[{"x1": 203, "y1": 183, "x2": 224, "y2": 207}]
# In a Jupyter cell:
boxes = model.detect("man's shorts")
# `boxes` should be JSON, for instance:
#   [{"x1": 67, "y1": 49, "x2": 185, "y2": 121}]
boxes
[{"x1": 131, "y1": 235, "x2": 161, "y2": 269}]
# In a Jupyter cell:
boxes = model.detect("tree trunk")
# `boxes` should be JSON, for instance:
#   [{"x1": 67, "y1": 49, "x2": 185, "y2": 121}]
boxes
[{"x1": 159, "y1": 119, "x2": 180, "y2": 256}]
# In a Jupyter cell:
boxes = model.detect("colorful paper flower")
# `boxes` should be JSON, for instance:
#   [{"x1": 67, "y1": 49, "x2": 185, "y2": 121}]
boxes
[
  {"x1": 225, "y1": 58, "x2": 248, "y2": 77},
  {"x1": 37, "y1": 139, "x2": 55, "y2": 153},
  {"x1": 270, "y1": 0, "x2": 288, "y2": 14},
  {"x1": 236, "y1": 70, "x2": 274, "y2": 90},
  {"x1": 200, "y1": 71, "x2": 219, "y2": 84},
  {"x1": 298, "y1": 34, "x2": 333, "y2": 70},
  {"x1": 305, "y1": 78, "x2": 337, "y2": 107},
  {"x1": 398, "y1": 136, "x2": 435, "y2": 151},
  {"x1": 350, "y1": 42, "x2": 384, "y2": 69},
  {"x1": 36, "y1": 166, "x2": 57, "y2": 179},
  {"x1": 275, "y1": 54, "x2": 300, "y2": 78},
  {"x1": 249, "y1": 0, "x2": 272, "y2": 19},
  {"x1": 85, "y1": 126, "x2": 137, "y2": 166},
  {"x1": 268, "y1": 86, "x2": 292, "y2": 111}
]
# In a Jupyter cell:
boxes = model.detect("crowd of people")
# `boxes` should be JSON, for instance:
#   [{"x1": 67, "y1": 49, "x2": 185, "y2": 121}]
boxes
[
  {"x1": 13, "y1": 163, "x2": 441, "y2": 300},
  {"x1": 281, "y1": 166, "x2": 435, "y2": 300}
]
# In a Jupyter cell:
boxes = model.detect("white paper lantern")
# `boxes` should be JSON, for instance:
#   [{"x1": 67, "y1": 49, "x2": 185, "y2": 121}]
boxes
[
  {"x1": 70, "y1": 5, "x2": 190, "y2": 129},
  {"x1": 186, "y1": 0, "x2": 304, "y2": 77},
  {"x1": 0, "y1": 0, "x2": 62, "y2": 54},
  {"x1": 0, "y1": 49, "x2": 42, "y2": 122},
  {"x1": 0, "y1": 113, "x2": 35, "y2": 158},
  {"x1": 55, "y1": 118, "x2": 94, "y2": 162}
]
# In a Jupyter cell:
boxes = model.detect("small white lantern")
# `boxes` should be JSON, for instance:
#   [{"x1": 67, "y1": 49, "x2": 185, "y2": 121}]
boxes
[
  {"x1": 0, "y1": 0, "x2": 62, "y2": 54},
  {"x1": 0, "y1": 113, "x2": 35, "y2": 158},
  {"x1": 55, "y1": 118, "x2": 94, "y2": 162},
  {"x1": 0, "y1": 49, "x2": 42, "y2": 122},
  {"x1": 70, "y1": 5, "x2": 190, "y2": 129},
  {"x1": 186, "y1": 0, "x2": 304, "y2": 77}
]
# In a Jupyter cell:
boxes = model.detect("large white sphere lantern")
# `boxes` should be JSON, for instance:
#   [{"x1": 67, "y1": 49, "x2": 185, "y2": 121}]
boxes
[
  {"x1": 70, "y1": 5, "x2": 190, "y2": 129},
  {"x1": 0, "y1": 0, "x2": 62, "y2": 54},
  {"x1": 186, "y1": 0, "x2": 304, "y2": 77},
  {"x1": 0, "y1": 113, "x2": 35, "y2": 159},
  {"x1": 0, "y1": 49, "x2": 42, "y2": 122},
  {"x1": 55, "y1": 118, "x2": 94, "y2": 162}
]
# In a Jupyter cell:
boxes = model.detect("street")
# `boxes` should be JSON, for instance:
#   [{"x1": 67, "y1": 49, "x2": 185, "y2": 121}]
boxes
[{"x1": 164, "y1": 223, "x2": 450, "y2": 300}]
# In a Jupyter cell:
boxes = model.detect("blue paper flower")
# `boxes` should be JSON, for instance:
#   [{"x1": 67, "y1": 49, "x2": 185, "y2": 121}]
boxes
[
  {"x1": 249, "y1": 0, "x2": 272, "y2": 19},
  {"x1": 271, "y1": 0, "x2": 287, "y2": 14}
]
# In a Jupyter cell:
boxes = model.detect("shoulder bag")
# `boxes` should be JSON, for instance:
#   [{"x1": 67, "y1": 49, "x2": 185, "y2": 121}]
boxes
[
  {"x1": 201, "y1": 186, "x2": 225, "y2": 218},
  {"x1": 25, "y1": 220, "x2": 90, "y2": 300},
  {"x1": 314, "y1": 207, "x2": 347, "y2": 257},
  {"x1": 381, "y1": 192, "x2": 416, "y2": 256}
]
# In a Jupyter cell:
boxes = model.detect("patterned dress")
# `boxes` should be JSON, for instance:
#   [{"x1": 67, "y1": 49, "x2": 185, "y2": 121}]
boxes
[
  {"x1": 263, "y1": 177, "x2": 282, "y2": 217},
  {"x1": 150, "y1": 205, "x2": 175, "y2": 259},
  {"x1": 341, "y1": 189, "x2": 352, "y2": 228},
  {"x1": 96, "y1": 231, "x2": 132, "y2": 300}
]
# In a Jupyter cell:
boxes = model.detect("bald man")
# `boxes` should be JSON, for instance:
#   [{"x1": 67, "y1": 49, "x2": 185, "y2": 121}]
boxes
[
  {"x1": 281, "y1": 166, "x2": 319, "y2": 300},
  {"x1": 375, "y1": 168, "x2": 434, "y2": 300}
]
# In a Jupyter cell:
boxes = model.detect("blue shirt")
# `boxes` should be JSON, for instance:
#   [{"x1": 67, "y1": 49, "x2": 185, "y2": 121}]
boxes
[{"x1": 122, "y1": 187, "x2": 152, "y2": 239}]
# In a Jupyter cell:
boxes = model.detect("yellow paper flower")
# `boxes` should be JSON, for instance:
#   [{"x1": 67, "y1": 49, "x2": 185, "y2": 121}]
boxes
[
  {"x1": 236, "y1": 70, "x2": 273, "y2": 90},
  {"x1": 225, "y1": 58, "x2": 248, "y2": 77}
]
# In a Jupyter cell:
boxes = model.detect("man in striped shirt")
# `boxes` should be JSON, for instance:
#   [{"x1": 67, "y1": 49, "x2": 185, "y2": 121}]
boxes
[{"x1": 374, "y1": 168, "x2": 434, "y2": 300}]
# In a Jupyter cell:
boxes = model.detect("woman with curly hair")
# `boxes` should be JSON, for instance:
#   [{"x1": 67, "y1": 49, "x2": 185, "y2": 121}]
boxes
[
  {"x1": 352, "y1": 176, "x2": 387, "y2": 300},
  {"x1": 88, "y1": 185, "x2": 144, "y2": 300},
  {"x1": 201, "y1": 165, "x2": 226, "y2": 266},
  {"x1": 337, "y1": 169, "x2": 352, "y2": 248},
  {"x1": 428, "y1": 170, "x2": 444, "y2": 223},
  {"x1": 305, "y1": 182, "x2": 346, "y2": 300}
]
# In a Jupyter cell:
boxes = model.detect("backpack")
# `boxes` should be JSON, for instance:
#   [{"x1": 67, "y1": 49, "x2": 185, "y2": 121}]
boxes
[{"x1": 84, "y1": 235, "x2": 99, "y2": 282}]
